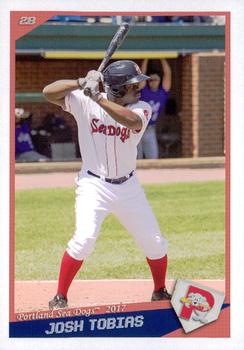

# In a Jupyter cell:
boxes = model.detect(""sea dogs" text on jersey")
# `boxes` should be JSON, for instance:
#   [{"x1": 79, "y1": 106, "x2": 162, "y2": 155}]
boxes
[{"x1": 91, "y1": 118, "x2": 130, "y2": 143}]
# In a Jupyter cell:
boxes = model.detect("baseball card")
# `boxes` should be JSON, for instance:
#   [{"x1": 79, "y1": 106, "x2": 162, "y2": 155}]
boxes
[{"x1": 0, "y1": 0, "x2": 244, "y2": 349}]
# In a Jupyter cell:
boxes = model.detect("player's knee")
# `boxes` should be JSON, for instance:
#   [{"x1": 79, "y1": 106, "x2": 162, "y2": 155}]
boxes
[
  {"x1": 146, "y1": 235, "x2": 168, "y2": 259},
  {"x1": 159, "y1": 236, "x2": 168, "y2": 256},
  {"x1": 67, "y1": 236, "x2": 96, "y2": 260}
]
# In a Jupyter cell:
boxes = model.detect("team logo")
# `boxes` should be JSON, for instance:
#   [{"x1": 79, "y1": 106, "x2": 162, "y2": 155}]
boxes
[
  {"x1": 180, "y1": 285, "x2": 215, "y2": 324},
  {"x1": 171, "y1": 280, "x2": 225, "y2": 333}
]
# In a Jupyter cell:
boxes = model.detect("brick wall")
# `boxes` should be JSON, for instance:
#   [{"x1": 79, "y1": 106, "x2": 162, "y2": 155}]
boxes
[
  {"x1": 181, "y1": 52, "x2": 225, "y2": 157},
  {"x1": 16, "y1": 59, "x2": 102, "y2": 92},
  {"x1": 198, "y1": 54, "x2": 225, "y2": 156},
  {"x1": 181, "y1": 55, "x2": 194, "y2": 157}
]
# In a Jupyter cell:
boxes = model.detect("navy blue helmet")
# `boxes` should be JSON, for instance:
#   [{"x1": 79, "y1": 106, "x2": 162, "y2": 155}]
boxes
[{"x1": 103, "y1": 60, "x2": 150, "y2": 97}]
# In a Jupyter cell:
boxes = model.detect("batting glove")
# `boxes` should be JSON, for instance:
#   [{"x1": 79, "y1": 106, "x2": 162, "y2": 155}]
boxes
[
  {"x1": 84, "y1": 80, "x2": 103, "y2": 103},
  {"x1": 86, "y1": 70, "x2": 103, "y2": 83}
]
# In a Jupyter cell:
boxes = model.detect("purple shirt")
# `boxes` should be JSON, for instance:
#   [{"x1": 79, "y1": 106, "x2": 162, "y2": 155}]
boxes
[
  {"x1": 15, "y1": 122, "x2": 34, "y2": 154},
  {"x1": 140, "y1": 85, "x2": 169, "y2": 125}
]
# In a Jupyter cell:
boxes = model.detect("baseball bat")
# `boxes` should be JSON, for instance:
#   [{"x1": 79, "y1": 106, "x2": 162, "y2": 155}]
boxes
[{"x1": 84, "y1": 22, "x2": 130, "y2": 96}]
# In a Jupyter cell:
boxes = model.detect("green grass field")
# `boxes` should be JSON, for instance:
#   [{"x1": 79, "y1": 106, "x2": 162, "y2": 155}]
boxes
[{"x1": 15, "y1": 181, "x2": 225, "y2": 281}]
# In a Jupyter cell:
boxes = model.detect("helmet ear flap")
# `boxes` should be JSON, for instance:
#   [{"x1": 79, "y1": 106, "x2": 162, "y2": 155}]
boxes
[
  {"x1": 108, "y1": 85, "x2": 128, "y2": 98},
  {"x1": 116, "y1": 85, "x2": 127, "y2": 98}
]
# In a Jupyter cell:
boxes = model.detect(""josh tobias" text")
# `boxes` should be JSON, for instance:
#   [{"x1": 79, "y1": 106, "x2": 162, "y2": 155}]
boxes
[{"x1": 45, "y1": 315, "x2": 144, "y2": 335}]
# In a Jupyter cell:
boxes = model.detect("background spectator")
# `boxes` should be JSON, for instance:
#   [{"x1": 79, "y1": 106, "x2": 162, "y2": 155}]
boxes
[
  {"x1": 46, "y1": 15, "x2": 216, "y2": 26},
  {"x1": 15, "y1": 108, "x2": 49, "y2": 162},
  {"x1": 137, "y1": 59, "x2": 172, "y2": 159},
  {"x1": 31, "y1": 113, "x2": 73, "y2": 158}
]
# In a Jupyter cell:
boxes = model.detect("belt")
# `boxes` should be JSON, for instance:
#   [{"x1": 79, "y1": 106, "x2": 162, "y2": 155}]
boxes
[{"x1": 87, "y1": 170, "x2": 134, "y2": 185}]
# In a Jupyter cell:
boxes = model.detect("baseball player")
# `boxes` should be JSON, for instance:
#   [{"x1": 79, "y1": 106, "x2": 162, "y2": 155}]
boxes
[{"x1": 43, "y1": 60, "x2": 171, "y2": 309}]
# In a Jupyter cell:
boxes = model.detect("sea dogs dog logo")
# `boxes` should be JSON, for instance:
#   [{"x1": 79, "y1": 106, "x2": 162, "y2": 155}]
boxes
[
  {"x1": 171, "y1": 280, "x2": 225, "y2": 333},
  {"x1": 180, "y1": 285, "x2": 215, "y2": 324}
]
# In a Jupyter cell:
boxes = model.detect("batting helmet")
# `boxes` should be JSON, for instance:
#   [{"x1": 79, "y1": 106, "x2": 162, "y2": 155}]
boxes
[{"x1": 103, "y1": 60, "x2": 150, "y2": 98}]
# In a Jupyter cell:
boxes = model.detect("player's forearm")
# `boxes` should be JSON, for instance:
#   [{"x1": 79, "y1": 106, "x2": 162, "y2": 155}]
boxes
[
  {"x1": 98, "y1": 98, "x2": 142, "y2": 130},
  {"x1": 43, "y1": 80, "x2": 79, "y2": 101}
]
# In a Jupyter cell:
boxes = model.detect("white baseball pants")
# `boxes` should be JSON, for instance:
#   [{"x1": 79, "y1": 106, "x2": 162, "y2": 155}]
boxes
[{"x1": 67, "y1": 171, "x2": 168, "y2": 261}]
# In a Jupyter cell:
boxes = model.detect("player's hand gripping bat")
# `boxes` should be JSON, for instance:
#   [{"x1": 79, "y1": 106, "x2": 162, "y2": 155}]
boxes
[{"x1": 83, "y1": 22, "x2": 130, "y2": 96}]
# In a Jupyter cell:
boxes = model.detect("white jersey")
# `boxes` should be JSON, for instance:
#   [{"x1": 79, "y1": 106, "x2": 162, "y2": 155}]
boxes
[{"x1": 64, "y1": 90, "x2": 152, "y2": 178}]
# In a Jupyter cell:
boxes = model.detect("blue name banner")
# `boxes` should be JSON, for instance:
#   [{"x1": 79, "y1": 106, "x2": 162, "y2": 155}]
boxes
[
  {"x1": 10, "y1": 304, "x2": 229, "y2": 338},
  {"x1": 10, "y1": 308, "x2": 181, "y2": 337}
]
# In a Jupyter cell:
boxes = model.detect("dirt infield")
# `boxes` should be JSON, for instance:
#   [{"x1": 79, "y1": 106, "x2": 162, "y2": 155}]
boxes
[
  {"x1": 15, "y1": 168, "x2": 225, "y2": 190},
  {"x1": 15, "y1": 279, "x2": 225, "y2": 314}
]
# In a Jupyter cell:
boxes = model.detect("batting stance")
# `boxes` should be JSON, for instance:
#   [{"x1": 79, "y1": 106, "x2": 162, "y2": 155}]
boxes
[{"x1": 43, "y1": 60, "x2": 171, "y2": 309}]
